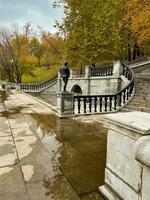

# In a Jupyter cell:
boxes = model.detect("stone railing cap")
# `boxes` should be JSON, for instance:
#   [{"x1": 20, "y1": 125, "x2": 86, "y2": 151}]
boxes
[
  {"x1": 106, "y1": 111, "x2": 150, "y2": 135},
  {"x1": 134, "y1": 136, "x2": 150, "y2": 167}
]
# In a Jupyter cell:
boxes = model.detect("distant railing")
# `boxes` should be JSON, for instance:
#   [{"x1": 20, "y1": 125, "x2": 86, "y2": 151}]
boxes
[
  {"x1": 128, "y1": 56, "x2": 149, "y2": 65},
  {"x1": 74, "y1": 62, "x2": 134, "y2": 114},
  {"x1": 90, "y1": 64, "x2": 113, "y2": 77},
  {"x1": 20, "y1": 75, "x2": 58, "y2": 93}
]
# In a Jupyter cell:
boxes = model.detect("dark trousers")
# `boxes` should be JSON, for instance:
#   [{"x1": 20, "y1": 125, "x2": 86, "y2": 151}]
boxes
[{"x1": 63, "y1": 77, "x2": 68, "y2": 91}]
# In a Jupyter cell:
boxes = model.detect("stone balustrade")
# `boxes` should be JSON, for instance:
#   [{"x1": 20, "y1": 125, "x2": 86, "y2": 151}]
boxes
[{"x1": 99, "y1": 111, "x2": 150, "y2": 200}]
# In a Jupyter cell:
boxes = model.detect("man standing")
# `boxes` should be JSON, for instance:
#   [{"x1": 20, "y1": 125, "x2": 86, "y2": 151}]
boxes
[{"x1": 60, "y1": 62, "x2": 70, "y2": 92}]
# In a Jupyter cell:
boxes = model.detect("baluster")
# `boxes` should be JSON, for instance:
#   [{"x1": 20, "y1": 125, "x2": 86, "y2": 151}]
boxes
[
  {"x1": 77, "y1": 98, "x2": 81, "y2": 114},
  {"x1": 119, "y1": 93, "x2": 122, "y2": 106},
  {"x1": 99, "y1": 97, "x2": 102, "y2": 112},
  {"x1": 114, "y1": 96, "x2": 117, "y2": 110},
  {"x1": 123, "y1": 90, "x2": 126, "y2": 103},
  {"x1": 109, "y1": 96, "x2": 112, "y2": 111},
  {"x1": 83, "y1": 97, "x2": 86, "y2": 113},
  {"x1": 126, "y1": 88, "x2": 129, "y2": 100},
  {"x1": 105, "y1": 96, "x2": 107, "y2": 111},
  {"x1": 125, "y1": 68, "x2": 128, "y2": 77},
  {"x1": 130, "y1": 81, "x2": 134, "y2": 94},
  {"x1": 89, "y1": 97, "x2": 92, "y2": 113},
  {"x1": 111, "y1": 66, "x2": 113, "y2": 75},
  {"x1": 123, "y1": 65, "x2": 126, "y2": 75},
  {"x1": 105, "y1": 68, "x2": 107, "y2": 75},
  {"x1": 94, "y1": 97, "x2": 97, "y2": 112},
  {"x1": 128, "y1": 86, "x2": 131, "y2": 97}
]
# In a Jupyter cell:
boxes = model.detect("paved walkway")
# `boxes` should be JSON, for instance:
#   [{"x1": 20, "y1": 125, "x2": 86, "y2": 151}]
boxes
[{"x1": 0, "y1": 91, "x2": 106, "y2": 200}]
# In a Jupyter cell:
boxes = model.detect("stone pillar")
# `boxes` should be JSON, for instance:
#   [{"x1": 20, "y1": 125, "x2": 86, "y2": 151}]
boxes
[
  {"x1": 85, "y1": 66, "x2": 90, "y2": 95},
  {"x1": 85, "y1": 65, "x2": 90, "y2": 78},
  {"x1": 57, "y1": 71, "x2": 61, "y2": 93},
  {"x1": 70, "y1": 69, "x2": 73, "y2": 78},
  {"x1": 16, "y1": 83, "x2": 20, "y2": 91},
  {"x1": 57, "y1": 92, "x2": 74, "y2": 118},
  {"x1": 99, "y1": 111, "x2": 150, "y2": 200},
  {"x1": 113, "y1": 60, "x2": 123, "y2": 77}
]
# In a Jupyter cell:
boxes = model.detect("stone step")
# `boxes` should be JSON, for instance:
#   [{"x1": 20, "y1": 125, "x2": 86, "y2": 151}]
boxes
[
  {"x1": 125, "y1": 105, "x2": 150, "y2": 113},
  {"x1": 128, "y1": 102, "x2": 150, "y2": 108}
]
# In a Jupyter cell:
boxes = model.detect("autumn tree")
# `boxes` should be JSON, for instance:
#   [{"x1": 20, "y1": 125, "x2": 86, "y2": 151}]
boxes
[
  {"x1": 54, "y1": 0, "x2": 123, "y2": 67},
  {"x1": 119, "y1": 0, "x2": 150, "y2": 60},
  {"x1": 0, "y1": 25, "x2": 37, "y2": 82},
  {"x1": 40, "y1": 32, "x2": 63, "y2": 67},
  {"x1": 30, "y1": 37, "x2": 44, "y2": 66}
]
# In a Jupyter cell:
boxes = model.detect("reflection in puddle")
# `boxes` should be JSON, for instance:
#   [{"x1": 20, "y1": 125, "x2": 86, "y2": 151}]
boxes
[{"x1": 29, "y1": 113, "x2": 107, "y2": 196}]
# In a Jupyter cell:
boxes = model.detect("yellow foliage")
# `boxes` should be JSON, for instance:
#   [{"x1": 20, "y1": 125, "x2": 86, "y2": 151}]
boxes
[{"x1": 19, "y1": 55, "x2": 38, "y2": 73}]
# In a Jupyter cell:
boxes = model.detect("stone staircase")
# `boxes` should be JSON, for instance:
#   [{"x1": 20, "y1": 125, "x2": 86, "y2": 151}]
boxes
[{"x1": 123, "y1": 76, "x2": 150, "y2": 112}]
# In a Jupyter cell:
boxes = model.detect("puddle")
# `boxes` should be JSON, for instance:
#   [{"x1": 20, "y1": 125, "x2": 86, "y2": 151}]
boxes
[{"x1": 28, "y1": 113, "x2": 107, "y2": 196}]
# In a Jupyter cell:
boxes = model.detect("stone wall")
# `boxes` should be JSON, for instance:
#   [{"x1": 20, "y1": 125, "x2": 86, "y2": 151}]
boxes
[
  {"x1": 40, "y1": 82, "x2": 57, "y2": 95},
  {"x1": 99, "y1": 111, "x2": 150, "y2": 200},
  {"x1": 89, "y1": 77, "x2": 119, "y2": 95},
  {"x1": 58, "y1": 76, "x2": 120, "y2": 95}
]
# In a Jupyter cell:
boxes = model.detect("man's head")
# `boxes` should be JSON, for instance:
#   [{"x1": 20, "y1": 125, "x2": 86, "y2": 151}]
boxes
[{"x1": 64, "y1": 61, "x2": 68, "y2": 67}]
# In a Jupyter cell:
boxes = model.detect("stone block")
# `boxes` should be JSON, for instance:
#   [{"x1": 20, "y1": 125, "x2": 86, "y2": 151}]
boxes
[
  {"x1": 57, "y1": 92, "x2": 74, "y2": 118},
  {"x1": 106, "y1": 130, "x2": 142, "y2": 192},
  {"x1": 101, "y1": 168, "x2": 140, "y2": 200},
  {"x1": 141, "y1": 166, "x2": 150, "y2": 200},
  {"x1": 100, "y1": 112, "x2": 150, "y2": 200}
]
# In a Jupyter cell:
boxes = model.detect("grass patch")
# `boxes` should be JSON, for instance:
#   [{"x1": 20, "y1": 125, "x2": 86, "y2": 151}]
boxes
[{"x1": 22, "y1": 65, "x2": 60, "y2": 83}]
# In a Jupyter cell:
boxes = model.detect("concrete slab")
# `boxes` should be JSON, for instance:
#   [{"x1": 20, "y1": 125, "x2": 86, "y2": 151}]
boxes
[
  {"x1": 0, "y1": 136, "x2": 17, "y2": 167},
  {"x1": 14, "y1": 135, "x2": 37, "y2": 160},
  {"x1": 0, "y1": 130, "x2": 11, "y2": 137},
  {"x1": 9, "y1": 114, "x2": 29, "y2": 128},
  {"x1": 0, "y1": 116, "x2": 10, "y2": 131},
  {"x1": 12, "y1": 127, "x2": 34, "y2": 137},
  {"x1": 26, "y1": 176, "x2": 80, "y2": 200},
  {"x1": 0, "y1": 165, "x2": 26, "y2": 200},
  {"x1": 20, "y1": 140, "x2": 62, "y2": 183}
]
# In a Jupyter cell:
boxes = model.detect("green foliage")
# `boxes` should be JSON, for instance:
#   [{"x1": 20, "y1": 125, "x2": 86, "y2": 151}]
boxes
[
  {"x1": 55, "y1": 0, "x2": 122, "y2": 66},
  {"x1": 54, "y1": 0, "x2": 149, "y2": 64},
  {"x1": 22, "y1": 65, "x2": 60, "y2": 83}
]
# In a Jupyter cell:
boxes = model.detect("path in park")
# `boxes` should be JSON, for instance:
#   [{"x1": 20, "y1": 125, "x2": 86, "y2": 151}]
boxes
[{"x1": 0, "y1": 90, "x2": 107, "y2": 200}]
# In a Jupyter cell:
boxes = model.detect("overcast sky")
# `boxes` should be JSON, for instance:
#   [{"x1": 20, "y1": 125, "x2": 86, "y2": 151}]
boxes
[{"x1": 0, "y1": 0, "x2": 64, "y2": 32}]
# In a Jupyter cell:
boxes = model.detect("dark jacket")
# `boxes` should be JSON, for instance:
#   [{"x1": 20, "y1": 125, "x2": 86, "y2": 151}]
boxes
[{"x1": 60, "y1": 65, "x2": 70, "y2": 78}]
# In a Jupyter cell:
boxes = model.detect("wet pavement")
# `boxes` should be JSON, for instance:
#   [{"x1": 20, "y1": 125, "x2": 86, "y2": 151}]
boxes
[{"x1": 0, "y1": 90, "x2": 107, "y2": 200}]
